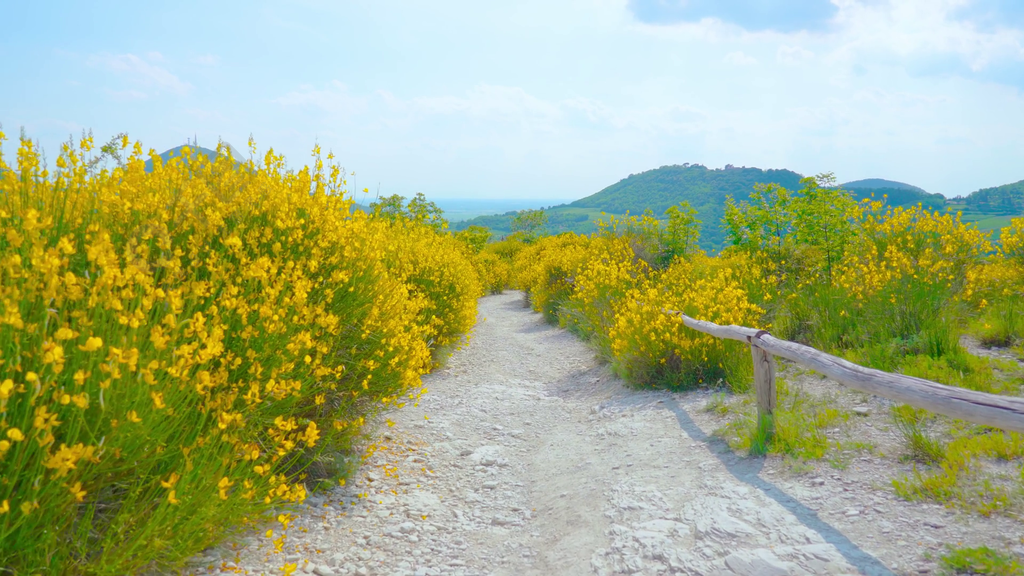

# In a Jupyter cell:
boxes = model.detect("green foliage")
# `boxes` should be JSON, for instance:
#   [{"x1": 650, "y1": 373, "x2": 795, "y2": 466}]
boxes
[
  {"x1": 791, "y1": 173, "x2": 860, "y2": 286},
  {"x1": 510, "y1": 208, "x2": 548, "y2": 241},
  {"x1": 370, "y1": 192, "x2": 448, "y2": 231},
  {"x1": 965, "y1": 179, "x2": 1024, "y2": 215},
  {"x1": 893, "y1": 424, "x2": 1024, "y2": 515},
  {"x1": 593, "y1": 202, "x2": 703, "y2": 270},
  {"x1": 939, "y1": 545, "x2": 1023, "y2": 575},
  {"x1": 898, "y1": 352, "x2": 1021, "y2": 396},
  {"x1": 891, "y1": 405, "x2": 946, "y2": 464},
  {"x1": 454, "y1": 225, "x2": 492, "y2": 253},
  {"x1": 661, "y1": 201, "x2": 702, "y2": 264},
  {"x1": 574, "y1": 164, "x2": 805, "y2": 251},
  {"x1": 717, "y1": 377, "x2": 853, "y2": 460},
  {"x1": 723, "y1": 173, "x2": 859, "y2": 290},
  {"x1": 973, "y1": 296, "x2": 1024, "y2": 348}
]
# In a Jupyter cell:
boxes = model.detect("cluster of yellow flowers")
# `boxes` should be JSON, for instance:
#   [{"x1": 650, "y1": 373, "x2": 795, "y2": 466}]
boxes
[
  {"x1": 513, "y1": 233, "x2": 593, "y2": 321},
  {"x1": 561, "y1": 236, "x2": 651, "y2": 346},
  {"x1": 0, "y1": 133, "x2": 479, "y2": 574},
  {"x1": 835, "y1": 205, "x2": 991, "y2": 302},
  {"x1": 512, "y1": 231, "x2": 763, "y2": 390},
  {"x1": 609, "y1": 254, "x2": 764, "y2": 388}
]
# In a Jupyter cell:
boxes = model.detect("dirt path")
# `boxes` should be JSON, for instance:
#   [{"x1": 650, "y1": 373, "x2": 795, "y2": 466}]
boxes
[{"x1": 189, "y1": 292, "x2": 985, "y2": 576}]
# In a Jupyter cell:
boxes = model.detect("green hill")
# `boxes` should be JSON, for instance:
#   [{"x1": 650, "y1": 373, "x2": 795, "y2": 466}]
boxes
[
  {"x1": 144, "y1": 143, "x2": 244, "y2": 172},
  {"x1": 841, "y1": 180, "x2": 944, "y2": 211},
  {"x1": 963, "y1": 179, "x2": 1024, "y2": 214},
  {"x1": 842, "y1": 178, "x2": 927, "y2": 193},
  {"x1": 453, "y1": 166, "x2": 1024, "y2": 249},
  {"x1": 568, "y1": 164, "x2": 807, "y2": 249},
  {"x1": 840, "y1": 178, "x2": 945, "y2": 210},
  {"x1": 453, "y1": 164, "x2": 807, "y2": 250},
  {"x1": 943, "y1": 178, "x2": 1024, "y2": 241}
]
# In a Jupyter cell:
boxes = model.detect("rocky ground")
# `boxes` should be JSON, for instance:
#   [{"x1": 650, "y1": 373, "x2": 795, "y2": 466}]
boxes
[{"x1": 185, "y1": 292, "x2": 1023, "y2": 576}]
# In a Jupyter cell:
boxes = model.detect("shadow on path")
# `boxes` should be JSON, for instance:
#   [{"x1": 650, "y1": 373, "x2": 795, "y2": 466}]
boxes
[{"x1": 662, "y1": 397, "x2": 895, "y2": 576}]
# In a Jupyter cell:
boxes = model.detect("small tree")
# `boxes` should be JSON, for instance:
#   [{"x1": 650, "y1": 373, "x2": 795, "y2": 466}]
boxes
[
  {"x1": 791, "y1": 173, "x2": 859, "y2": 287},
  {"x1": 454, "y1": 225, "x2": 492, "y2": 253},
  {"x1": 370, "y1": 192, "x2": 448, "y2": 231},
  {"x1": 661, "y1": 201, "x2": 701, "y2": 264},
  {"x1": 510, "y1": 209, "x2": 547, "y2": 242},
  {"x1": 407, "y1": 192, "x2": 448, "y2": 230},
  {"x1": 369, "y1": 193, "x2": 407, "y2": 220}
]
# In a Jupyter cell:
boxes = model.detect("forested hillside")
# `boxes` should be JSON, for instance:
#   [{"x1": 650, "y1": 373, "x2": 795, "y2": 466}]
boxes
[
  {"x1": 964, "y1": 179, "x2": 1024, "y2": 214},
  {"x1": 842, "y1": 179, "x2": 946, "y2": 210},
  {"x1": 454, "y1": 164, "x2": 806, "y2": 250},
  {"x1": 841, "y1": 178, "x2": 927, "y2": 193}
]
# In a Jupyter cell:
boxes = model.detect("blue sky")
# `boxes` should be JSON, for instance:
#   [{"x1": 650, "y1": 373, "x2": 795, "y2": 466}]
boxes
[{"x1": 2, "y1": 0, "x2": 1024, "y2": 201}]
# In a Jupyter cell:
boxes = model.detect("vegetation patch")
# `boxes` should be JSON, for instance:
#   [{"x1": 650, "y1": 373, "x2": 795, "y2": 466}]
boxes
[
  {"x1": 714, "y1": 377, "x2": 858, "y2": 461},
  {"x1": 938, "y1": 545, "x2": 1023, "y2": 576},
  {"x1": 0, "y1": 133, "x2": 481, "y2": 574}
]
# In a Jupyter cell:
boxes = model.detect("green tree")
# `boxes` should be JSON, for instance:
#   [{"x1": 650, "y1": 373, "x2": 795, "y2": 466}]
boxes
[
  {"x1": 723, "y1": 182, "x2": 798, "y2": 285},
  {"x1": 791, "y1": 173, "x2": 859, "y2": 287},
  {"x1": 510, "y1": 209, "x2": 548, "y2": 242},
  {"x1": 661, "y1": 201, "x2": 702, "y2": 264},
  {"x1": 369, "y1": 193, "x2": 407, "y2": 220},
  {"x1": 407, "y1": 192, "x2": 448, "y2": 231},
  {"x1": 370, "y1": 192, "x2": 448, "y2": 231},
  {"x1": 454, "y1": 225, "x2": 492, "y2": 253}
]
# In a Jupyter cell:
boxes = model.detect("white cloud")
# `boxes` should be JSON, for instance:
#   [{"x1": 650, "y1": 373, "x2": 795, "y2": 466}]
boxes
[
  {"x1": 105, "y1": 89, "x2": 148, "y2": 101},
  {"x1": 724, "y1": 50, "x2": 757, "y2": 65},
  {"x1": 193, "y1": 54, "x2": 219, "y2": 66},
  {"x1": 88, "y1": 53, "x2": 192, "y2": 96},
  {"x1": 831, "y1": 0, "x2": 1024, "y2": 71},
  {"x1": 410, "y1": 85, "x2": 561, "y2": 122},
  {"x1": 274, "y1": 81, "x2": 367, "y2": 117},
  {"x1": 777, "y1": 44, "x2": 814, "y2": 64}
]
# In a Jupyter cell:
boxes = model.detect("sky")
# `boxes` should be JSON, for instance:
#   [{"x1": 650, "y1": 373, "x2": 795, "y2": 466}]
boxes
[{"x1": 2, "y1": 0, "x2": 1024, "y2": 201}]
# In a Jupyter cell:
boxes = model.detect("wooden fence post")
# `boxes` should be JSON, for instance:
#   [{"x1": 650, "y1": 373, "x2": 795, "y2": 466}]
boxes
[{"x1": 750, "y1": 338, "x2": 776, "y2": 451}]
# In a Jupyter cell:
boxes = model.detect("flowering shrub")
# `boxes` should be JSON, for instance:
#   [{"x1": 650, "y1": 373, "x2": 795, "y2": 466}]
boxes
[
  {"x1": 473, "y1": 250, "x2": 513, "y2": 294},
  {"x1": 609, "y1": 254, "x2": 764, "y2": 390},
  {"x1": 0, "y1": 133, "x2": 479, "y2": 574},
  {"x1": 560, "y1": 236, "x2": 651, "y2": 351},
  {"x1": 513, "y1": 233, "x2": 592, "y2": 320}
]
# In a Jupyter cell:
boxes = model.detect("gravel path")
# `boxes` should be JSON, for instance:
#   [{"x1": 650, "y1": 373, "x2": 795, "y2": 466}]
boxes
[{"x1": 187, "y1": 291, "x2": 982, "y2": 576}]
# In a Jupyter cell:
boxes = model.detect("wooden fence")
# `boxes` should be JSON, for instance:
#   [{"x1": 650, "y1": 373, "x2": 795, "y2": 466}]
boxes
[{"x1": 664, "y1": 309, "x2": 1024, "y2": 435}]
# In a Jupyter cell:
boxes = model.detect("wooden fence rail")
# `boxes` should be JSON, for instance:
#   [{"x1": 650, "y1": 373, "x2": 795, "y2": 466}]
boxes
[{"x1": 663, "y1": 309, "x2": 1024, "y2": 435}]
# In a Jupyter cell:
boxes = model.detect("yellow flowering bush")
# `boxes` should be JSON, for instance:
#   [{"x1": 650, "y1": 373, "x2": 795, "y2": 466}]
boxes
[
  {"x1": 560, "y1": 236, "x2": 651, "y2": 350},
  {"x1": 832, "y1": 205, "x2": 991, "y2": 362},
  {"x1": 964, "y1": 218, "x2": 1024, "y2": 347},
  {"x1": 609, "y1": 254, "x2": 764, "y2": 390},
  {"x1": 373, "y1": 218, "x2": 482, "y2": 353},
  {"x1": 0, "y1": 133, "x2": 479, "y2": 574},
  {"x1": 513, "y1": 233, "x2": 592, "y2": 320},
  {"x1": 473, "y1": 250, "x2": 513, "y2": 294}
]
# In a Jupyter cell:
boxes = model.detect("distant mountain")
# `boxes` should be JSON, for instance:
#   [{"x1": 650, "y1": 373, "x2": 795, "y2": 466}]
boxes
[
  {"x1": 571, "y1": 164, "x2": 805, "y2": 214},
  {"x1": 566, "y1": 164, "x2": 807, "y2": 249},
  {"x1": 144, "y1": 143, "x2": 244, "y2": 172},
  {"x1": 963, "y1": 179, "x2": 1024, "y2": 215},
  {"x1": 841, "y1": 178, "x2": 927, "y2": 194},
  {"x1": 840, "y1": 178, "x2": 944, "y2": 210},
  {"x1": 453, "y1": 165, "x2": 985, "y2": 250},
  {"x1": 453, "y1": 164, "x2": 807, "y2": 250}
]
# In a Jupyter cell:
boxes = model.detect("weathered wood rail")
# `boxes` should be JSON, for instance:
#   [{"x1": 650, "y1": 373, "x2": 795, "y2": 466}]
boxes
[{"x1": 664, "y1": 309, "x2": 1024, "y2": 435}]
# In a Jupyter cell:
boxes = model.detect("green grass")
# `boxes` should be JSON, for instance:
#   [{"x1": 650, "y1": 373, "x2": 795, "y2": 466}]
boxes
[
  {"x1": 716, "y1": 377, "x2": 856, "y2": 460},
  {"x1": 939, "y1": 545, "x2": 1023, "y2": 575}
]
